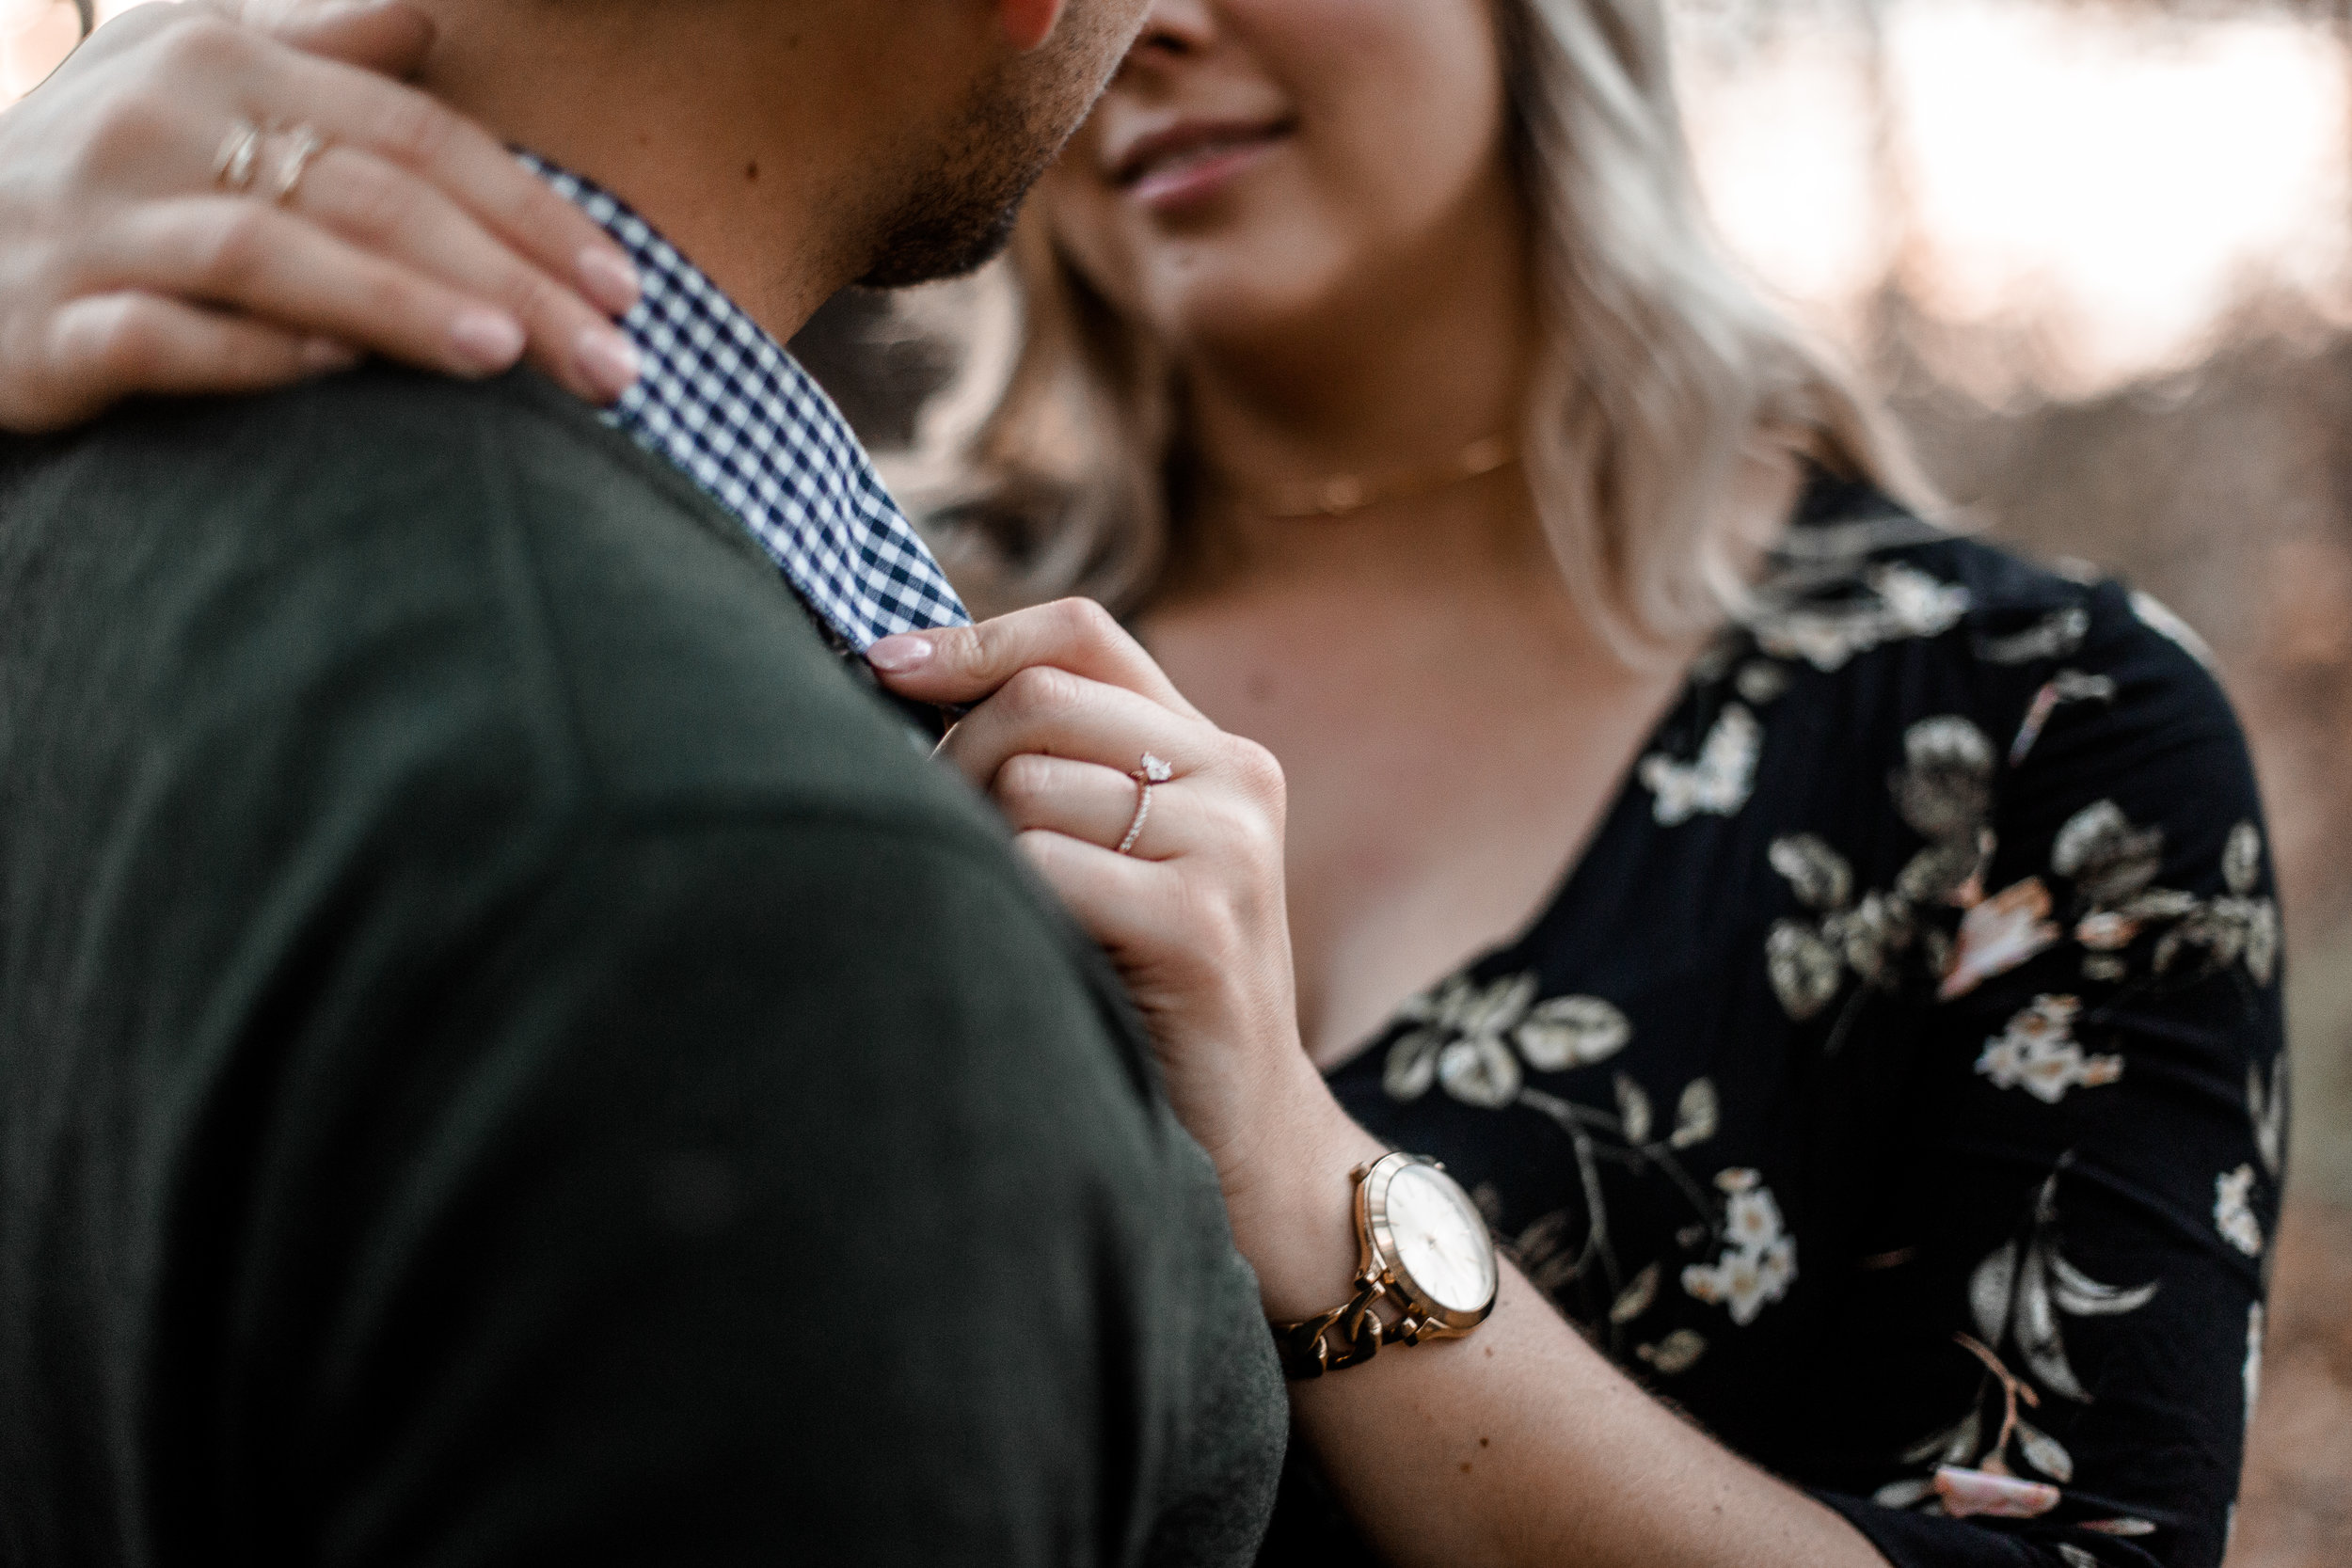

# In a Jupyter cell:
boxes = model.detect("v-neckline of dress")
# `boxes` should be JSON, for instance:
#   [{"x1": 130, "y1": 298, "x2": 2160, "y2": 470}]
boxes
[
  {"x1": 1308, "y1": 465, "x2": 1899, "y2": 1082},
  {"x1": 1313, "y1": 657, "x2": 1714, "y2": 1082}
]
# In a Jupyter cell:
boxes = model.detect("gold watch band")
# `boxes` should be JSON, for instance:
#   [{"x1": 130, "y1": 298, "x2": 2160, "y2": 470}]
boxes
[
  {"x1": 1270, "y1": 1268, "x2": 1388, "y2": 1380},
  {"x1": 1269, "y1": 1153, "x2": 1493, "y2": 1380}
]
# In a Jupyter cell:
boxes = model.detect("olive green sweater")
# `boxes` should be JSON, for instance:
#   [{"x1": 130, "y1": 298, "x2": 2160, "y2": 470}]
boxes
[{"x1": 0, "y1": 367, "x2": 1285, "y2": 1567}]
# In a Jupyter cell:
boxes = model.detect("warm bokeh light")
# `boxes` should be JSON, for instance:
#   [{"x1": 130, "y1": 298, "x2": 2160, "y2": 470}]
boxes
[
  {"x1": 1676, "y1": 1, "x2": 2352, "y2": 398},
  {"x1": 0, "y1": 0, "x2": 81, "y2": 102}
]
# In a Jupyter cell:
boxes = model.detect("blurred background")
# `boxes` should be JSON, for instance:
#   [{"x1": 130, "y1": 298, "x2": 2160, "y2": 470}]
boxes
[{"x1": 6, "y1": 0, "x2": 2349, "y2": 1560}]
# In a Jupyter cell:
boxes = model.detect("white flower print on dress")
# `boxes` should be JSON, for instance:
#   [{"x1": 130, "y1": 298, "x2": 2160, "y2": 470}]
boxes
[
  {"x1": 1681, "y1": 1169, "x2": 1796, "y2": 1325},
  {"x1": 1764, "y1": 835, "x2": 1925, "y2": 1024},
  {"x1": 1754, "y1": 562, "x2": 1971, "y2": 672},
  {"x1": 1942, "y1": 879, "x2": 2062, "y2": 1000},
  {"x1": 1963, "y1": 1173, "x2": 2158, "y2": 1404},
  {"x1": 1769, "y1": 834, "x2": 1852, "y2": 911},
  {"x1": 2149, "y1": 820, "x2": 2280, "y2": 986},
  {"x1": 1880, "y1": 1170, "x2": 2160, "y2": 1523},
  {"x1": 1514, "y1": 994, "x2": 1633, "y2": 1072},
  {"x1": 1639, "y1": 704, "x2": 1761, "y2": 825},
  {"x1": 2042, "y1": 813, "x2": 2280, "y2": 994},
  {"x1": 1637, "y1": 1328, "x2": 1708, "y2": 1375},
  {"x1": 1979, "y1": 606, "x2": 2091, "y2": 666},
  {"x1": 2215, "y1": 1164, "x2": 2264, "y2": 1257},
  {"x1": 1976, "y1": 996, "x2": 2123, "y2": 1103},
  {"x1": 1735, "y1": 659, "x2": 1791, "y2": 705},
  {"x1": 1767, "y1": 921, "x2": 1845, "y2": 1020},
  {"x1": 1384, "y1": 974, "x2": 1631, "y2": 1106},
  {"x1": 2054, "y1": 800, "x2": 2165, "y2": 908},
  {"x1": 2250, "y1": 1055, "x2": 2286, "y2": 1180},
  {"x1": 2008, "y1": 669, "x2": 2116, "y2": 768},
  {"x1": 1892, "y1": 717, "x2": 1996, "y2": 843}
]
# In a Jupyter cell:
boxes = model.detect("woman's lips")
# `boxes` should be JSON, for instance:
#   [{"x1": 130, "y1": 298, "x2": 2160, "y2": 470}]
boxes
[{"x1": 1116, "y1": 124, "x2": 1290, "y2": 214}]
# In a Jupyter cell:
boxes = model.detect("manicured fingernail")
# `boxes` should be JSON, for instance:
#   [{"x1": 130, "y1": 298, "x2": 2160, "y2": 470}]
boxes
[
  {"x1": 575, "y1": 326, "x2": 641, "y2": 402},
  {"x1": 578, "y1": 247, "x2": 641, "y2": 315},
  {"x1": 866, "y1": 634, "x2": 934, "y2": 673},
  {"x1": 298, "y1": 338, "x2": 361, "y2": 375},
  {"x1": 450, "y1": 309, "x2": 525, "y2": 374}
]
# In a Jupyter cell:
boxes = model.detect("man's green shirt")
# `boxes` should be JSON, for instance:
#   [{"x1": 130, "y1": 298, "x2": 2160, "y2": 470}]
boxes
[{"x1": 0, "y1": 367, "x2": 1287, "y2": 1566}]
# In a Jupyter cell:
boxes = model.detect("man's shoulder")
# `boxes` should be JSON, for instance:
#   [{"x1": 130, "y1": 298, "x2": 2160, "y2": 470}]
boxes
[{"x1": 0, "y1": 364, "x2": 982, "y2": 837}]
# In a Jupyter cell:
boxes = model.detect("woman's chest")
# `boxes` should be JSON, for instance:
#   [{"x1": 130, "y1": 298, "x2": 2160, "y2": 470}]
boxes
[{"x1": 1149, "y1": 604, "x2": 1689, "y2": 1061}]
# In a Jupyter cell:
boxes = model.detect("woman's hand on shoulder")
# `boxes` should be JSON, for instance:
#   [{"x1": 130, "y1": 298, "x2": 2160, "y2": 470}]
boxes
[
  {"x1": 0, "y1": 0, "x2": 641, "y2": 435},
  {"x1": 869, "y1": 599, "x2": 1336, "y2": 1190}
]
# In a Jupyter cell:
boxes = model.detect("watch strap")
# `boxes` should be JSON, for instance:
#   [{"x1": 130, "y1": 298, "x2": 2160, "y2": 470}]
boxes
[{"x1": 1270, "y1": 1270, "x2": 1389, "y2": 1380}]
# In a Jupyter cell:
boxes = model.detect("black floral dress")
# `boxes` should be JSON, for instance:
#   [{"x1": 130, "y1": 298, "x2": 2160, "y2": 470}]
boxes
[{"x1": 1257, "y1": 478, "x2": 2285, "y2": 1568}]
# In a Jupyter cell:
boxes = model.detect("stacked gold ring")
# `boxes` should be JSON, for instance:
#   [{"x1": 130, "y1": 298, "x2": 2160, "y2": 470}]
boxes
[
  {"x1": 212, "y1": 119, "x2": 264, "y2": 193},
  {"x1": 213, "y1": 120, "x2": 329, "y2": 206}
]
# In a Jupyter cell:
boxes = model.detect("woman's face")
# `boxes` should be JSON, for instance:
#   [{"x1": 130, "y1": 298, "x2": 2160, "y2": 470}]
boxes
[{"x1": 1038, "y1": 0, "x2": 1520, "y2": 356}]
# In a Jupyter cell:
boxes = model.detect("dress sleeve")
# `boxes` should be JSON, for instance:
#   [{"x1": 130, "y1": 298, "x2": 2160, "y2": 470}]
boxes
[{"x1": 1817, "y1": 580, "x2": 2285, "y2": 1568}]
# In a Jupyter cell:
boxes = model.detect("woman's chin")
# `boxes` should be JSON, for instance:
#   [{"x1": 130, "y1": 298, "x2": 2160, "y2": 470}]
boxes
[{"x1": 1135, "y1": 253, "x2": 1355, "y2": 359}]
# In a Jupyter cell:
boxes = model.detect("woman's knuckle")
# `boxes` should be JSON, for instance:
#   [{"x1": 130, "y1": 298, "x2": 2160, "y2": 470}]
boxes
[
  {"x1": 78, "y1": 92, "x2": 175, "y2": 175},
  {"x1": 155, "y1": 16, "x2": 246, "y2": 78},
  {"x1": 1054, "y1": 596, "x2": 1120, "y2": 645},
  {"x1": 1225, "y1": 736, "x2": 1286, "y2": 799},
  {"x1": 82, "y1": 300, "x2": 155, "y2": 378},
  {"x1": 1003, "y1": 663, "x2": 1073, "y2": 714},
  {"x1": 373, "y1": 93, "x2": 453, "y2": 168},
  {"x1": 350, "y1": 268, "x2": 423, "y2": 328},
  {"x1": 502, "y1": 268, "x2": 574, "y2": 328},
  {"x1": 331, "y1": 157, "x2": 410, "y2": 242},
  {"x1": 199, "y1": 207, "x2": 272, "y2": 289},
  {"x1": 994, "y1": 752, "x2": 1056, "y2": 805}
]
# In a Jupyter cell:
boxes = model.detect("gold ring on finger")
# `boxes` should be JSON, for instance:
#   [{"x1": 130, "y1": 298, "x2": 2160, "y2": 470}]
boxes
[
  {"x1": 1117, "y1": 752, "x2": 1174, "y2": 857},
  {"x1": 213, "y1": 119, "x2": 264, "y2": 193},
  {"x1": 270, "y1": 125, "x2": 329, "y2": 206}
]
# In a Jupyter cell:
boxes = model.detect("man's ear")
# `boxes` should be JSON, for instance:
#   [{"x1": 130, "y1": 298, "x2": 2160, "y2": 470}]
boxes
[{"x1": 997, "y1": 0, "x2": 1067, "y2": 52}]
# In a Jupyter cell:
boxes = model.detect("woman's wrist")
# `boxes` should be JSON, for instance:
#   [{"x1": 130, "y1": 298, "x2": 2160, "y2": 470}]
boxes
[{"x1": 1212, "y1": 1074, "x2": 1391, "y2": 1320}]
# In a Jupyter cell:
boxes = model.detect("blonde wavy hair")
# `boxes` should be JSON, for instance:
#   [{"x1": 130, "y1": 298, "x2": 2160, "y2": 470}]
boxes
[{"x1": 891, "y1": 0, "x2": 1918, "y2": 650}]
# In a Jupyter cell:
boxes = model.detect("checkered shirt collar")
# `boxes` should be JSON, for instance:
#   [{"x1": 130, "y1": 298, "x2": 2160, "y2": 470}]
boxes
[{"x1": 523, "y1": 156, "x2": 970, "y2": 651}]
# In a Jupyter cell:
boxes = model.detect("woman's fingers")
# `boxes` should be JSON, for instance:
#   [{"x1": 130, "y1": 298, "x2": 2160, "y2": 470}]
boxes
[
  {"x1": 871, "y1": 598, "x2": 1201, "y2": 716},
  {"x1": 994, "y1": 752, "x2": 1202, "y2": 859},
  {"x1": 36, "y1": 293, "x2": 356, "y2": 426},
  {"x1": 281, "y1": 144, "x2": 639, "y2": 398},
  {"x1": 251, "y1": 47, "x2": 641, "y2": 317},
  {"x1": 1011, "y1": 829, "x2": 1173, "y2": 951},
  {"x1": 91, "y1": 197, "x2": 532, "y2": 381},
  {"x1": 0, "y1": 2, "x2": 642, "y2": 431},
  {"x1": 939, "y1": 665, "x2": 1201, "y2": 792},
  {"x1": 232, "y1": 0, "x2": 629, "y2": 387}
]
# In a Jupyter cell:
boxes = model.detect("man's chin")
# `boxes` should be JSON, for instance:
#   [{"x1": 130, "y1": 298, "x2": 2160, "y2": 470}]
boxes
[{"x1": 854, "y1": 199, "x2": 1025, "y2": 291}]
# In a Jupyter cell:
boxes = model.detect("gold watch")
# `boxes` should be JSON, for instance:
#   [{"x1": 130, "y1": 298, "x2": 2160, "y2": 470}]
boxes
[{"x1": 1270, "y1": 1152, "x2": 1500, "y2": 1380}]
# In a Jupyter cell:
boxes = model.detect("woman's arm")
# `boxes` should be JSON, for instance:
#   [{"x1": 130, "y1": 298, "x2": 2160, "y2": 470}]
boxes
[
  {"x1": 868, "y1": 602, "x2": 1891, "y2": 1568},
  {"x1": 0, "y1": 0, "x2": 637, "y2": 433}
]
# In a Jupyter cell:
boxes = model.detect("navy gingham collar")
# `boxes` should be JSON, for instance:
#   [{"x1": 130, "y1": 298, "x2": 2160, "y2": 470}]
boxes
[{"x1": 523, "y1": 155, "x2": 970, "y2": 651}]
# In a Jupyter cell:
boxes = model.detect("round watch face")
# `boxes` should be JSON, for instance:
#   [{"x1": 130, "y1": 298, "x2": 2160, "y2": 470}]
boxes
[{"x1": 1385, "y1": 1162, "x2": 1499, "y2": 1314}]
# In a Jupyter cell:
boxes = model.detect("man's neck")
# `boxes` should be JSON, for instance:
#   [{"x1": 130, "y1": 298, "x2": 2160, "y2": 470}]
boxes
[{"x1": 405, "y1": 1, "x2": 914, "y2": 342}]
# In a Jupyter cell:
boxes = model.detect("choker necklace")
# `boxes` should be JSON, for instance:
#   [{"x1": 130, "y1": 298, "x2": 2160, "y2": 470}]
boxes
[{"x1": 1247, "y1": 433, "x2": 1518, "y2": 519}]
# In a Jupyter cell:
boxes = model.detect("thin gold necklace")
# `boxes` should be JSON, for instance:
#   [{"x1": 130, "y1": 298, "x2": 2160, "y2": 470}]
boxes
[{"x1": 1244, "y1": 433, "x2": 1518, "y2": 519}]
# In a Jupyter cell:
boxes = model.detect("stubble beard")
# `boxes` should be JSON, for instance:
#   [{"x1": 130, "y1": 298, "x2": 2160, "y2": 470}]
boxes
[{"x1": 853, "y1": 20, "x2": 1119, "y2": 289}]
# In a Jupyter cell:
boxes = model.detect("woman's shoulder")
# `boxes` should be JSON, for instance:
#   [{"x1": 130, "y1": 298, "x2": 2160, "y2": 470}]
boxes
[
  {"x1": 1745, "y1": 478, "x2": 2266, "y2": 918},
  {"x1": 1755, "y1": 475, "x2": 2234, "y2": 735}
]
